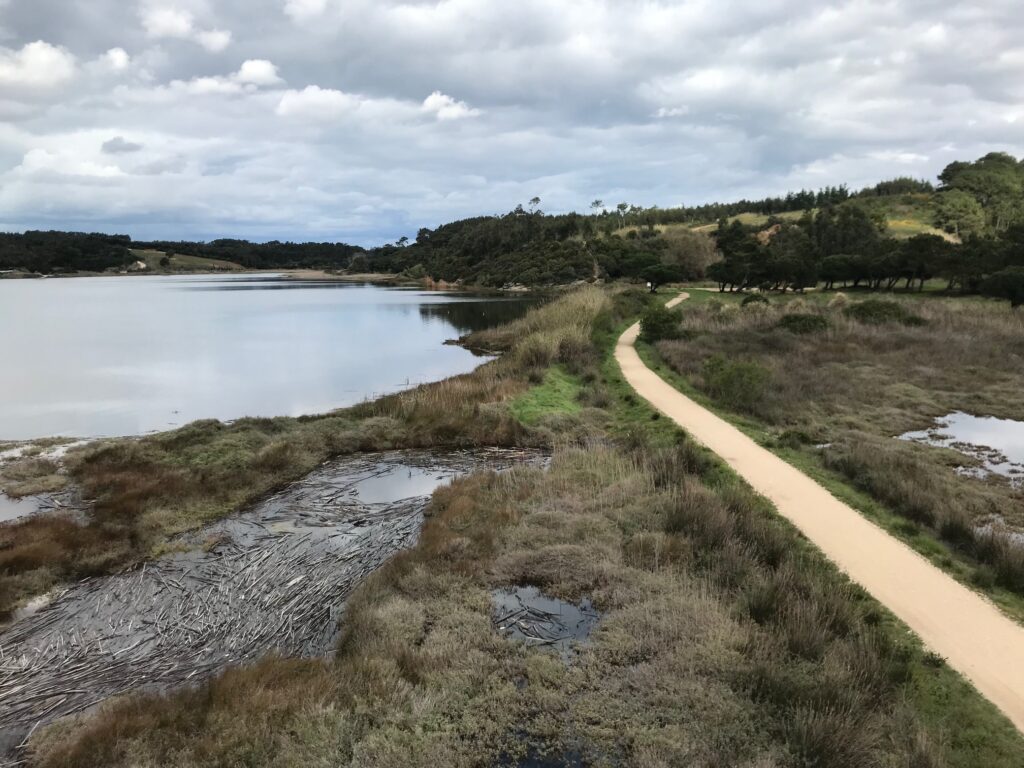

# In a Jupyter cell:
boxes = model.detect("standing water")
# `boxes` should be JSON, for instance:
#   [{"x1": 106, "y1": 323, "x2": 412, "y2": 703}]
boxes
[
  {"x1": 0, "y1": 275, "x2": 537, "y2": 441},
  {"x1": 898, "y1": 411, "x2": 1024, "y2": 485}
]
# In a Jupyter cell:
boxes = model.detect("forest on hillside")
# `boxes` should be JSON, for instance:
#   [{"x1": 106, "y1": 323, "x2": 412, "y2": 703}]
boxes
[{"x1": 2, "y1": 153, "x2": 1021, "y2": 303}]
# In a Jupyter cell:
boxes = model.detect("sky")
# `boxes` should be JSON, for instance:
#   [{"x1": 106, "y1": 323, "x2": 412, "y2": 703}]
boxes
[{"x1": 0, "y1": 0, "x2": 1021, "y2": 245}]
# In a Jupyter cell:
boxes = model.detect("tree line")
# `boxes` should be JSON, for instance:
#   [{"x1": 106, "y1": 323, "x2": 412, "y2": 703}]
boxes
[
  {"x1": 706, "y1": 153, "x2": 1024, "y2": 305},
  {"x1": 2, "y1": 153, "x2": 1020, "y2": 300}
]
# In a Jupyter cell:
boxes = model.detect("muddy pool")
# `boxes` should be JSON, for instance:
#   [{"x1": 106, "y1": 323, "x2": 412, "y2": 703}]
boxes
[
  {"x1": 898, "y1": 411, "x2": 1024, "y2": 486},
  {"x1": 0, "y1": 448, "x2": 546, "y2": 756}
]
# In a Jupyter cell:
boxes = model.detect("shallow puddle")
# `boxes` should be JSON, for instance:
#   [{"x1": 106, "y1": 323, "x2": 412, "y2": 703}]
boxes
[
  {"x1": 0, "y1": 448, "x2": 547, "y2": 755},
  {"x1": 493, "y1": 586, "x2": 601, "y2": 662},
  {"x1": 898, "y1": 411, "x2": 1024, "y2": 485},
  {"x1": 0, "y1": 492, "x2": 41, "y2": 523},
  {"x1": 354, "y1": 463, "x2": 461, "y2": 504}
]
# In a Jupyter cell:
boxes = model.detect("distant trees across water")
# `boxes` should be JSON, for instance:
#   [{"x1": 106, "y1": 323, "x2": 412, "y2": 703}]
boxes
[{"x1": 1, "y1": 153, "x2": 1021, "y2": 302}]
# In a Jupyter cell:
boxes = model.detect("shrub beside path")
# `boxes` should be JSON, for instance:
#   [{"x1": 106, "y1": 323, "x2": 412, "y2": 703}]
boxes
[{"x1": 617, "y1": 291, "x2": 1024, "y2": 734}]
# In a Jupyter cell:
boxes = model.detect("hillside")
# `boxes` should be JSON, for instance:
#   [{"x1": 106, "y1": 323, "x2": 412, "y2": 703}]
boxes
[
  {"x1": 2, "y1": 153, "x2": 1020, "y2": 291},
  {"x1": 130, "y1": 249, "x2": 244, "y2": 272}
]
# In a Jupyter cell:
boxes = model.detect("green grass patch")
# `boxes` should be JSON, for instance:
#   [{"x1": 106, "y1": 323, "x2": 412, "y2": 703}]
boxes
[{"x1": 509, "y1": 367, "x2": 582, "y2": 425}]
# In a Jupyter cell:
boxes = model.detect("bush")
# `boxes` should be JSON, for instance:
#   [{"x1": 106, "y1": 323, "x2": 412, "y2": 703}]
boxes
[
  {"x1": 828, "y1": 292, "x2": 851, "y2": 309},
  {"x1": 702, "y1": 355, "x2": 770, "y2": 414},
  {"x1": 741, "y1": 293, "x2": 769, "y2": 307},
  {"x1": 639, "y1": 305, "x2": 682, "y2": 343},
  {"x1": 844, "y1": 299, "x2": 923, "y2": 326},
  {"x1": 777, "y1": 314, "x2": 829, "y2": 335},
  {"x1": 981, "y1": 266, "x2": 1024, "y2": 308}
]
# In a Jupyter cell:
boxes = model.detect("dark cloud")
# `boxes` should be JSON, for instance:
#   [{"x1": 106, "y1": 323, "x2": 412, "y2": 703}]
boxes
[
  {"x1": 0, "y1": 0, "x2": 1021, "y2": 244},
  {"x1": 101, "y1": 136, "x2": 144, "y2": 153}
]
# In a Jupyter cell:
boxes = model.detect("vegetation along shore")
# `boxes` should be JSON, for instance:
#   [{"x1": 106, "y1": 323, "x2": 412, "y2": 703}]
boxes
[
  {"x1": 0, "y1": 287, "x2": 1020, "y2": 767},
  {"x1": 2, "y1": 151, "x2": 1023, "y2": 765}
]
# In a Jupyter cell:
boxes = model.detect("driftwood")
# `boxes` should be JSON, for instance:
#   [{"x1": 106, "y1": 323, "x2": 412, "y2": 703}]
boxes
[{"x1": 0, "y1": 448, "x2": 546, "y2": 761}]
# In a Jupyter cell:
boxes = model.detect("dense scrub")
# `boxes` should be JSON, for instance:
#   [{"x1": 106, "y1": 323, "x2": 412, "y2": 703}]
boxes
[
  {"x1": 27, "y1": 289, "x2": 1023, "y2": 767},
  {"x1": 655, "y1": 293, "x2": 1024, "y2": 600}
]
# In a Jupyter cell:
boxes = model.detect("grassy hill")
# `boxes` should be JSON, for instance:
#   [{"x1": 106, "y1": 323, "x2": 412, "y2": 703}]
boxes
[
  {"x1": 131, "y1": 249, "x2": 244, "y2": 272},
  {"x1": 687, "y1": 197, "x2": 955, "y2": 242}
]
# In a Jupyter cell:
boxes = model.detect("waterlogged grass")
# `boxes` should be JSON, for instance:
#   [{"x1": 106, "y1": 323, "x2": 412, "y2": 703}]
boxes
[
  {"x1": 642, "y1": 291, "x2": 1024, "y2": 620},
  {"x1": 17, "y1": 284, "x2": 1024, "y2": 766}
]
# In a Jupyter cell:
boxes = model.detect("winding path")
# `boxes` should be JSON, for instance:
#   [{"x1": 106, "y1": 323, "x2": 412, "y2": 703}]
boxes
[{"x1": 616, "y1": 292, "x2": 1024, "y2": 734}]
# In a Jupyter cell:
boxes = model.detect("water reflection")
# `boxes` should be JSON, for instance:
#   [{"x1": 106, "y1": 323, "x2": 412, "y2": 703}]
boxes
[
  {"x1": 0, "y1": 275, "x2": 536, "y2": 440},
  {"x1": 0, "y1": 493, "x2": 40, "y2": 523},
  {"x1": 898, "y1": 411, "x2": 1024, "y2": 485},
  {"x1": 418, "y1": 296, "x2": 545, "y2": 334}
]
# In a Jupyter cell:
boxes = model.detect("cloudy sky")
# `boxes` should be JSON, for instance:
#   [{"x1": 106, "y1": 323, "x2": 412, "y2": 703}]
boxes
[{"x1": 0, "y1": 0, "x2": 1021, "y2": 244}]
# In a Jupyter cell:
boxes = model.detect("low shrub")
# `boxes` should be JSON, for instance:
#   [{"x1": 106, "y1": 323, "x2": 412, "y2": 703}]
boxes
[
  {"x1": 844, "y1": 299, "x2": 924, "y2": 326},
  {"x1": 702, "y1": 355, "x2": 771, "y2": 414},
  {"x1": 828, "y1": 292, "x2": 851, "y2": 309},
  {"x1": 777, "y1": 314, "x2": 829, "y2": 334},
  {"x1": 741, "y1": 293, "x2": 769, "y2": 307},
  {"x1": 639, "y1": 305, "x2": 682, "y2": 342}
]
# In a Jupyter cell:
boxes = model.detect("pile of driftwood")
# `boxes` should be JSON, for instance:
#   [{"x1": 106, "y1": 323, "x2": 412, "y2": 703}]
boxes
[{"x1": 0, "y1": 448, "x2": 544, "y2": 759}]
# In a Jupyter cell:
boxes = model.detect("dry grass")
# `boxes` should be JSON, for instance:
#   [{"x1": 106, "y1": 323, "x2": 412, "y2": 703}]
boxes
[
  {"x1": 0, "y1": 289, "x2": 611, "y2": 621},
  {"x1": 26, "y1": 290, "x2": 1024, "y2": 767},
  {"x1": 32, "y1": 442, "x2": 987, "y2": 767},
  {"x1": 657, "y1": 294, "x2": 1024, "y2": 594}
]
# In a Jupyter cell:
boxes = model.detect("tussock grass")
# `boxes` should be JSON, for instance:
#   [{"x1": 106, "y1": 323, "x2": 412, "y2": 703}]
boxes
[
  {"x1": 0, "y1": 289, "x2": 610, "y2": 620},
  {"x1": 656, "y1": 293, "x2": 1024, "y2": 601},
  {"x1": 32, "y1": 441, "x2": 1023, "y2": 767},
  {"x1": 17, "y1": 284, "x2": 1024, "y2": 767}
]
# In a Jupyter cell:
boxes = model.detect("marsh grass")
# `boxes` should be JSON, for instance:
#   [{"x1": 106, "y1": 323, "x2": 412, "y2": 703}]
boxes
[
  {"x1": 656, "y1": 294, "x2": 1024, "y2": 599},
  {"x1": 0, "y1": 289, "x2": 609, "y2": 621},
  {"x1": 16, "y1": 285, "x2": 1024, "y2": 767},
  {"x1": 34, "y1": 439, "x2": 1018, "y2": 767}
]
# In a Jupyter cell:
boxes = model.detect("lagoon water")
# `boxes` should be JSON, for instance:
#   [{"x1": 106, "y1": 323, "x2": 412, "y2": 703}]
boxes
[{"x1": 0, "y1": 275, "x2": 535, "y2": 441}]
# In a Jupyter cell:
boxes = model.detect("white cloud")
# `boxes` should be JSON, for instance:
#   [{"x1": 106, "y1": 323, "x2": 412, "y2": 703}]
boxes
[
  {"x1": 284, "y1": 0, "x2": 327, "y2": 22},
  {"x1": 235, "y1": 59, "x2": 282, "y2": 86},
  {"x1": 165, "y1": 61, "x2": 284, "y2": 96},
  {"x1": 2, "y1": 0, "x2": 1024, "y2": 243},
  {"x1": 141, "y1": 7, "x2": 194, "y2": 39},
  {"x1": 421, "y1": 91, "x2": 480, "y2": 121},
  {"x1": 18, "y1": 147, "x2": 125, "y2": 178},
  {"x1": 0, "y1": 41, "x2": 75, "y2": 88},
  {"x1": 276, "y1": 85, "x2": 358, "y2": 118},
  {"x1": 140, "y1": 5, "x2": 231, "y2": 51},
  {"x1": 175, "y1": 76, "x2": 243, "y2": 95},
  {"x1": 103, "y1": 48, "x2": 131, "y2": 70},
  {"x1": 196, "y1": 29, "x2": 232, "y2": 52}
]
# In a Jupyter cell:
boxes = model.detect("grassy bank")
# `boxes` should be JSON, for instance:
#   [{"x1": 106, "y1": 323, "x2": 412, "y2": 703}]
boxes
[
  {"x1": 646, "y1": 291, "x2": 1024, "y2": 618},
  {"x1": 24, "y1": 287, "x2": 1024, "y2": 767}
]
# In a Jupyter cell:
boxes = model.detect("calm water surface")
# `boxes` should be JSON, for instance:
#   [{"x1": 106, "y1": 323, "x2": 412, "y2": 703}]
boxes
[
  {"x1": 898, "y1": 411, "x2": 1024, "y2": 485},
  {"x1": 0, "y1": 275, "x2": 536, "y2": 440}
]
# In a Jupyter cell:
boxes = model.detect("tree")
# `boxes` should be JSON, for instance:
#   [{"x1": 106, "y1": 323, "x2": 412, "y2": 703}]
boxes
[
  {"x1": 981, "y1": 267, "x2": 1024, "y2": 308},
  {"x1": 934, "y1": 190, "x2": 986, "y2": 239},
  {"x1": 899, "y1": 234, "x2": 950, "y2": 290},
  {"x1": 641, "y1": 263, "x2": 678, "y2": 292},
  {"x1": 940, "y1": 153, "x2": 1024, "y2": 232},
  {"x1": 528, "y1": 197, "x2": 541, "y2": 214},
  {"x1": 397, "y1": 236, "x2": 409, "y2": 247}
]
